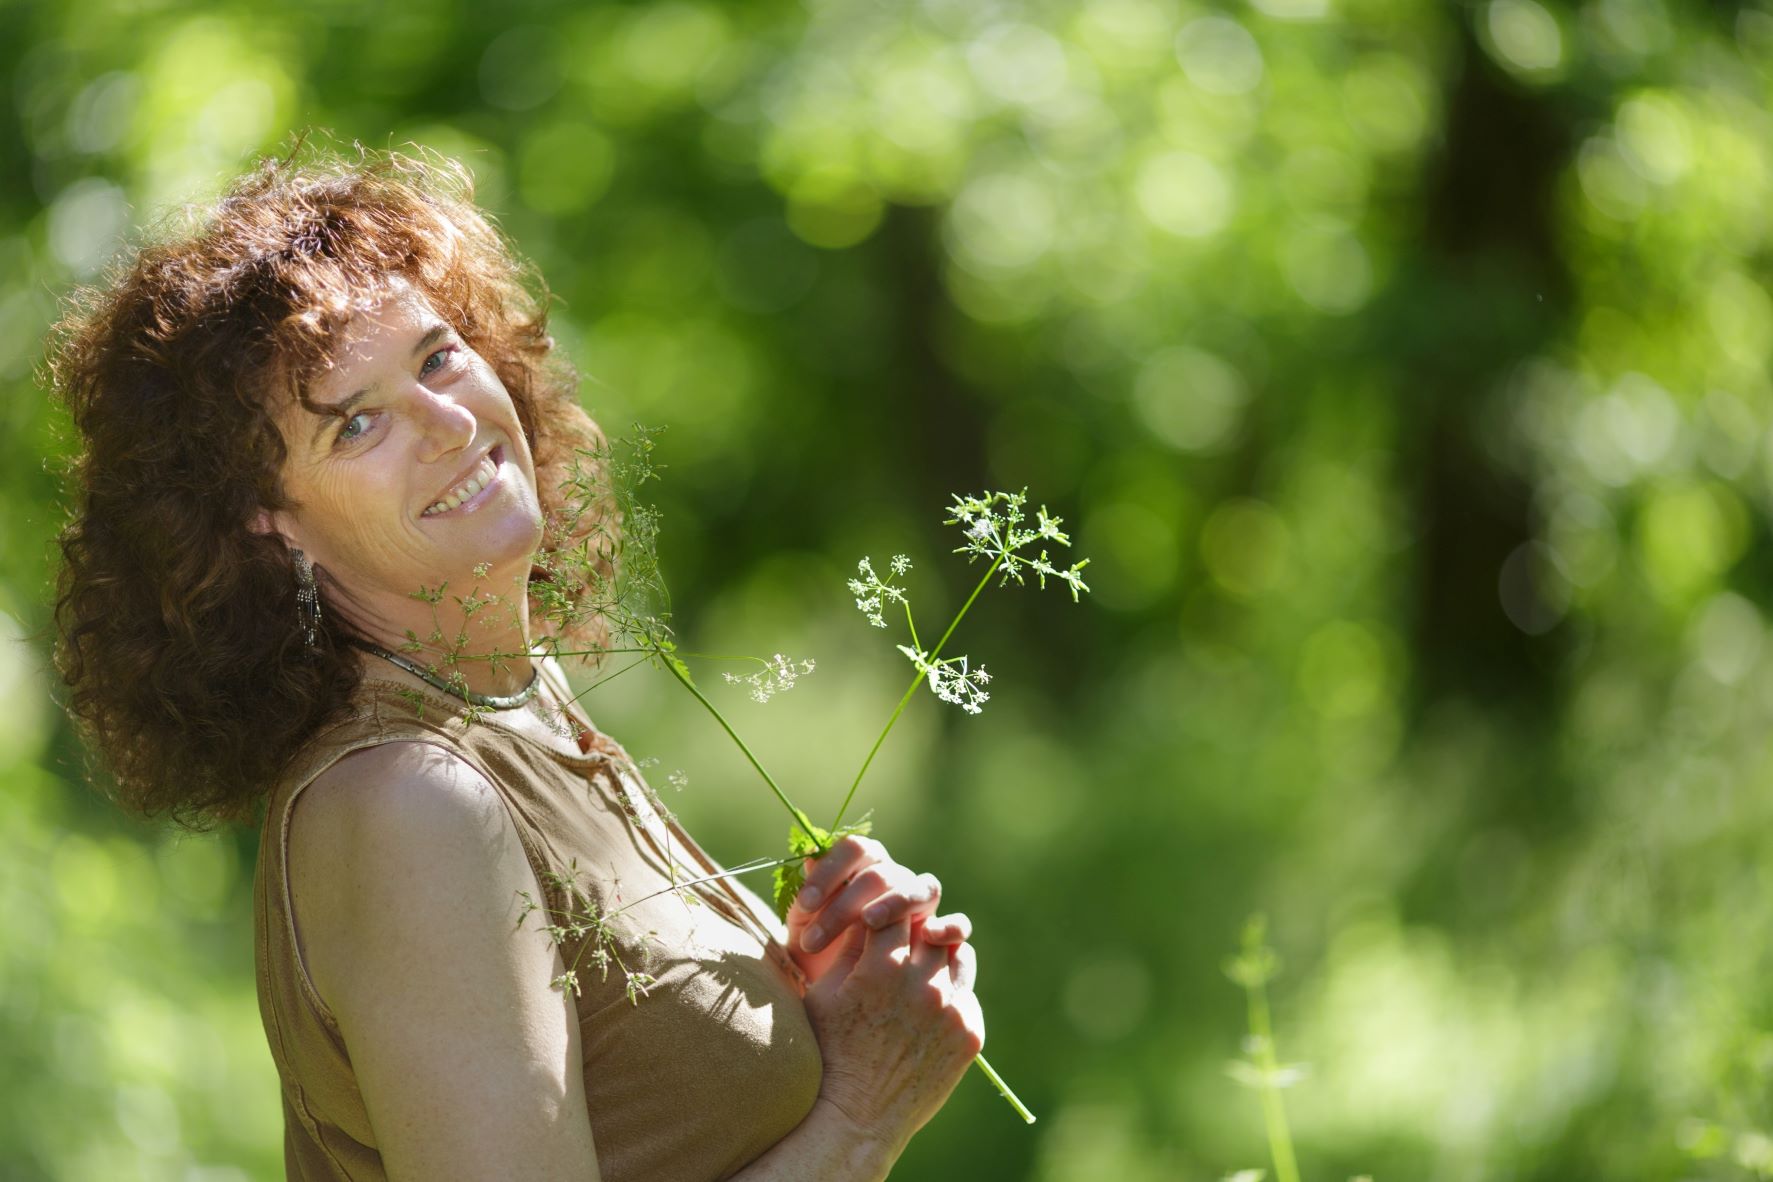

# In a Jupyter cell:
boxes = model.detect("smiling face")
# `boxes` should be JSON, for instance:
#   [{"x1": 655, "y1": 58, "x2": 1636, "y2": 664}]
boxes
[{"x1": 265, "y1": 281, "x2": 545, "y2": 643}]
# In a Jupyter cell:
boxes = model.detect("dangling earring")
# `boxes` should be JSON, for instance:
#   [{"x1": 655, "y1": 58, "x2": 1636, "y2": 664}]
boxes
[{"x1": 292, "y1": 549, "x2": 322, "y2": 651}]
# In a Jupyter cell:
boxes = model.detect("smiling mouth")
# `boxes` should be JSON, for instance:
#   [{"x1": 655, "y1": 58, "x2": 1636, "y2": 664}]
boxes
[{"x1": 421, "y1": 446, "x2": 502, "y2": 518}]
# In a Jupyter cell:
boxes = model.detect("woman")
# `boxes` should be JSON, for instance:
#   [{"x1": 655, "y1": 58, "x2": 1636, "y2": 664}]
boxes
[{"x1": 47, "y1": 144, "x2": 985, "y2": 1180}]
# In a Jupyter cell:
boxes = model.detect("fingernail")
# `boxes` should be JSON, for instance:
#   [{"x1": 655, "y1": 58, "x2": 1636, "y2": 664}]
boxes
[
  {"x1": 802, "y1": 923, "x2": 825, "y2": 951},
  {"x1": 796, "y1": 884, "x2": 822, "y2": 909},
  {"x1": 863, "y1": 903, "x2": 887, "y2": 926}
]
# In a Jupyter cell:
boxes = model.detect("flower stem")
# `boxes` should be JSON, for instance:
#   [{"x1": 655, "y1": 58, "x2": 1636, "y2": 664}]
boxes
[
  {"x1": 831, "y1": 553, "x2": 1002, "y2": 832},
  {"x1": 603, "y1": 854, "x2": 797, "y2": 921},
  {"x1": 656, "y1": 647, "x2": 825, "y2": 852},
  {"x1": 1246, "y1": 975, "x2": 1301, "y2": 1182},
  {"x1": 973, "y1": 1054, "x2": 1036, "y2": 1124}
]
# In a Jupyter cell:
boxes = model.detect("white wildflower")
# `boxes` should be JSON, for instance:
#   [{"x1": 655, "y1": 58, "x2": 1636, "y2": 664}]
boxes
[
  {"x1": 724, "y1": 652, "x2": 816, "y2": 704},
  {"x1": 847, "y1": 554, "x2": 909, "y2": 628},
  {"x1": 946, "y1": 489, "x2": 1092, "y2": 602},
  {"x1": 896, "y1": 645, "x2": 992, "y2": 715}
]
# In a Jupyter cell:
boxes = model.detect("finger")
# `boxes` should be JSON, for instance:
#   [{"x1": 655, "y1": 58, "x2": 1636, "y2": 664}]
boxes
[
  {"x1": 790, "y1": 834, "x2": 883, "y2": 915},
  {"x1": 803, "y1": 863, "x2": 944, "y2": 953},
  {"x1": 948, "y1": 942, "x2": 978, "y2": 993},
  {"x1": 860, "y1": 872, "x2": 942, "y2": 930},
  {"x1": 860, "y1": 914, "x2": 912, "y2": 971},
  {"x1": 799, "y1": 863, "x2": 906, "y2": 954},
  {"x1": 919, "y1": 911, "x2": 971, "y2": 945},
  {"x1": 910, "y1": 928, "x2": 950, "y2": 974}
]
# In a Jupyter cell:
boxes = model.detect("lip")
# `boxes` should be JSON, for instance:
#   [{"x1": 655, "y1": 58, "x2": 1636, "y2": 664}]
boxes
[{"x1": 420, "y1": 444, "x2": 503, "y2": 519}]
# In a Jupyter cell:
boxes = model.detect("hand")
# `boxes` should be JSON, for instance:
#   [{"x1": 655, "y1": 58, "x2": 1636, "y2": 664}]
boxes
[
  {"x1": 800, "y1": 914, "x2": 985, "y2": 1156},
  {"x1": 785, "y1": 835, "x2": 971, "y2": 988}
]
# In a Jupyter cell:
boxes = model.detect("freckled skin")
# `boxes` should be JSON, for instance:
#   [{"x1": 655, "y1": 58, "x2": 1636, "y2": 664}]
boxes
[{"x1": 265, "y1": 281, "x2": 545, "y2": 691}]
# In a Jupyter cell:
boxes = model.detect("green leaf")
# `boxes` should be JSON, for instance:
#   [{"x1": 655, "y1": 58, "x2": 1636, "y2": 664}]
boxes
[
  {"x1": 662, "y1": 647, "x2": 696, "y2": 689},
  {"x1": 770, "y1": 817, "x2": 874, "y2": 919},
  {"x1": 773, "y1": 821, "x2": 828, "y2": 919},
  {"x1": 772, "y1": 860, "x2": 806, "y2": 921}
]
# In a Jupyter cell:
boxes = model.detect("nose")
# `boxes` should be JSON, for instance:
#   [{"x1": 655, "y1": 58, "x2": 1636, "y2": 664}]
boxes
[{"x1": 413, "y1": 388, "x2": 476, "y2": 464}]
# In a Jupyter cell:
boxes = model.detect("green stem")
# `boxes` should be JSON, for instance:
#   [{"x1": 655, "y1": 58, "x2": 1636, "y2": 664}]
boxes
[
  {"x1": 656, "y1": 647, "x2": 825, "y2": 852},
  {"x1": 604, "y1": 854, "x2": 796, "y2": 921},
  {"x1": 467, "y1": 646, "x2": 781, "y2": 663},
  {"x1": 973, "y1": 1054, "x2": 1036, "y2": 1125},
  {"x1": 831, "y1": 553, "x2": 1003, "y2": 831},
  {"x1": 561, "y1": 654, "x2": 650, "y2": 709},
  {"x1": 1247, "y1": 978, "x2": 1301, "y2": 1182}
]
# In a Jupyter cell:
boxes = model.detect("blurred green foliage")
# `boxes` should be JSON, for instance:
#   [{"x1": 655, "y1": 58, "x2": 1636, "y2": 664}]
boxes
[{"x1": 8, "y1": 0, "x2": 1773, "y2": 1177}]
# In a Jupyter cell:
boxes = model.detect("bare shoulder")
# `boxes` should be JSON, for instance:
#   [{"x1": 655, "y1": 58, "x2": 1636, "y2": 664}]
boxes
[
  {"x1": 285, "y1": 740, "x2": 600, "y2": 1179},
  {"x1": 288, "y1": 742, "x2": 524, "y2": 993}
]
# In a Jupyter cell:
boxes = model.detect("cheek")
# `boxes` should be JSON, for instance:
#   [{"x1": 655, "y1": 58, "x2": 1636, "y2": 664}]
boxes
[{"x1": 295, "y1": 466, "x2": 409, "y2": 556}]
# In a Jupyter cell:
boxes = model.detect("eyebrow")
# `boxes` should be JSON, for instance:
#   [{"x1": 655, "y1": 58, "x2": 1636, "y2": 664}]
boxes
[{"x1": 308, "y1": 322, "x2": 453, "y2": 448}]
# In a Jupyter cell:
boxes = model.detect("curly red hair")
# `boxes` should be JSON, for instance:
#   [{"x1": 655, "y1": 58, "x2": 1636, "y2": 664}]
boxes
[{"x1": 45, "y1": 139, "x2": 613, "y2": 830}]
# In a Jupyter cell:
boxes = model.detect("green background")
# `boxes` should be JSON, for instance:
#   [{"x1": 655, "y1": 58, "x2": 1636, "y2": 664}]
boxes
[{"x1": 5, "y1": 0, "x2": 1773, "y2": 1177}]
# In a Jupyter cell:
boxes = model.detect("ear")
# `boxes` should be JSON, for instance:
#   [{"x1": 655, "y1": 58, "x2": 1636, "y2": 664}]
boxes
[{"x1": 250, "y1": 507, "x2": 303, "y2": 552}]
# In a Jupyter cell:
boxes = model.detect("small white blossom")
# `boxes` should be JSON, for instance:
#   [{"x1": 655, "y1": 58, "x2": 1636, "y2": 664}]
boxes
[
  {"x1": 947, "y1": 489, "x2": 1092, "y2": 602},
  {"x1": 847, "y1": 555, "x2": 910, "y2": 628},
  {"x1": 723, "y1": 652, "x2": 816, "y2": 703},
  {"x1": 896, "y1": 645, "x2": 992, "y2": 715}
]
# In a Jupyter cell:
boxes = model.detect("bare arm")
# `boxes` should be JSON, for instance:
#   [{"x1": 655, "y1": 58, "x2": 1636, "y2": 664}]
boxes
[
  {"x1": 289, "y1": 747, "x2": 978, "y2": 1181},
  {"x1": 288, "y1": 742, "x2": 601, "y2": 1182}
]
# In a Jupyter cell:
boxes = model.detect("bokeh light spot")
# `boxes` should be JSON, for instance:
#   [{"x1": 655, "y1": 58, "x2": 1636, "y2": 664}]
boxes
[
  {"x1": 1175, "y1": 16, "x2": 1265, "y2": 96},
  {"x1": 1251, "y1": 0, "x2": 1331, "y2": 19},
  {"x1": 1692, "y1": 592, "x2": 1764, "y2": 685},
  {"x1": 967, "y1": 22, "x2": 1070, "y2": 107},
  {"x1": 1281, "y1": 221, "x2": 1373, "y2": 314},
  {"x1": 786, "y1": 168, "x2": 883, "y2": 249},
  {"x1": 1615, "y1": 93, "x2": 1692, "y2": 185},
  {"x1": 1635, "y1": 482, "x2": 1749, "y2": 606},
  {"x1": 1200, "y1": 498, "x2": 1292, "y2": 598},
  {"x1": 949, "y1": 171, "x2": 1058, "y2": 268},
  {"x1": 65, "y1": 71, "x2": 140, "y2": 156},
  {"x1": 1482, "y1": 0, "x2": 1566, "y2": 80},
  {"x1": 517, "y1": 121, "x2": 616, "y2": 215},
  {"x1": 1299, "y1": 620, "x2": 1391, "y2": 718},
  {"x1": 47, "y1": 177, "x2": 128, "y2": 278},
  {"x1": 1576, "y1": 134, "x2": 1650, "y2": 221},
  {"x1": 1342, "y1": 55, "x2": 1433, "y2": 154},
  {"x1": 1134, "y1": 150, "x2": 1233, "y2": 239},
  {"x1": 479, "y1": 25, "x2": 563, "y2": 112},
  {"x1": 1063, "y1": 953, "x2": 1153, "y2": 1040},
  {"x1": 1498, "y1": 541, "x2": 1571, "y2": 636},
  {"x1": 1131, "y1": 346, "x2": 1249, "y2": 453},
  {"x1": 1083, "y1": 499, "x2": 1181, "y2": 611}
]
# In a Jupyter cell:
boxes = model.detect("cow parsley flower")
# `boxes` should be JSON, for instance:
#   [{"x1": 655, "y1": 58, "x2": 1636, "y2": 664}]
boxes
[
  {"x1": 896, "y1": 645, "x2": 992, "y2": 715},
  {"x1": 947, "y1": 489, "x2": 1091, "y2": 602},
  {"x1": 723, "y1": 653, "x2": 816, "y2": 703},
  {"x1": 847, "y1": 554, "x2": 912, "y2": 628}
]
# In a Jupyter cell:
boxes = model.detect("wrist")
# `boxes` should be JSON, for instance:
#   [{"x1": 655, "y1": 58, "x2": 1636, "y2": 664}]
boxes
[
  {"x1": 730, "y1": 1094, "x2": 901, "y2": 1181},
  {"x1": 807, "y1": 1096, "x2": 900, "y2": 1181}
]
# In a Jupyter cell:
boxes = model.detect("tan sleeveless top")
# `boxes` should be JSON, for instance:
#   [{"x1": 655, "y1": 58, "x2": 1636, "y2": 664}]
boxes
[{"x1": 252, "y1": 660, "x2": 823, "y2": 1180}]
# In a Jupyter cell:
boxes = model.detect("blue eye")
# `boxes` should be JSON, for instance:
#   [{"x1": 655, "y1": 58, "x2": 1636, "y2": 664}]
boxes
[
  {"x1": 337, "y1": 412, "x2": 373, "y2": 444},
  {"x1": 420, "y1": 344, "x2": 457, "y2": 378}
]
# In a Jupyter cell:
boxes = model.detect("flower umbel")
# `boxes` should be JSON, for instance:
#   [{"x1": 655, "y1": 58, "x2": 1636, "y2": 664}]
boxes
[
  {"x1": 723, "y1": 653, "x2": 817, "y2": 704},
  {"x1": 896, "y1": 645, "x2": 991, "y2": 715},
  {"x1": 848, "y1": 555, "x2": 912, "y2": 628},
  {"x1": 947, "y1": 489, "x2": 1091, "y2": 602}
]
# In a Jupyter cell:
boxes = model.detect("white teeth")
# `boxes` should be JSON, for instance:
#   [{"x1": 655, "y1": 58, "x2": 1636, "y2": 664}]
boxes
[{"x1": 423, "y1": 453, "x2": 500, "y2": 517}]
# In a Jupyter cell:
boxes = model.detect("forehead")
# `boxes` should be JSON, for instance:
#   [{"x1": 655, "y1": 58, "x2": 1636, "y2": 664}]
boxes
[{"x1": 305, "y1": 280, "x2": 438, "y2": 401}]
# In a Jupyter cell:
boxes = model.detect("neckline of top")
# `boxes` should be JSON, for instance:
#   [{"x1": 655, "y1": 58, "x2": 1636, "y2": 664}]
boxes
[{"x1": 357, "y1": 674, "x2": 613, "y2": 767}]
